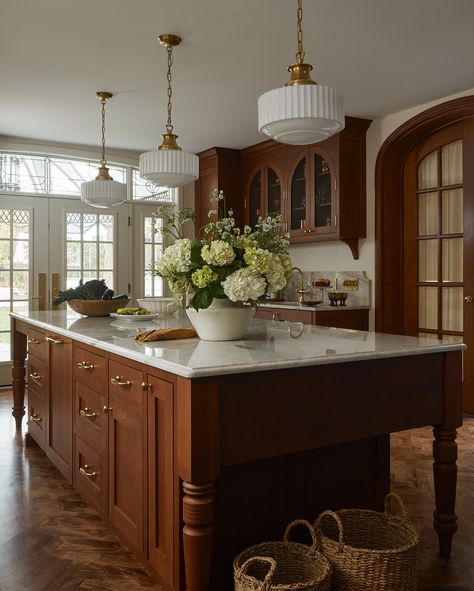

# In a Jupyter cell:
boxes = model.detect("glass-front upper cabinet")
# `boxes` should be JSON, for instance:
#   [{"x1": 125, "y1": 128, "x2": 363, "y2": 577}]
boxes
[
  {"x1": 247, "y1": 165, "x2": 283, "y2": 228},
  {"x1": 313, "y1": 150, "x2": 335, "y2": 233},
  {"x1": 289, "y1": 149, "x2": 335, "y2": 239}
]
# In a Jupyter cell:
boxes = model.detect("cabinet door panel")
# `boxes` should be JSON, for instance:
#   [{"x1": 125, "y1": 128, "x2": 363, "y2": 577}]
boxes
[
  {"x1": 108, "y1": 360, "x2": 145, "y2": 554},
  {"x1": 28, "y1": 387, "x2": 46, "y2": 448},
  {"x1": 74, "y1": 344, "x2": 107, "y2": 393},
  {"x1": 27, "y1": 327, "x2": 46, "y2": 360},
  {"x1": 148, "y1": 375, "x2": 174, "y2": 586},
  {"x1": 290, "y1": 156, "x2": 308, "y2": 235},
  {"x1": 28, "y1": 354, "x2": 46, "y2": 399},
  {"x1": 46, "y1": 334, "x2": 73, "y2": 483},
  {"x1": 74, "y1": 381, "x2": 107, "y2": 452}
]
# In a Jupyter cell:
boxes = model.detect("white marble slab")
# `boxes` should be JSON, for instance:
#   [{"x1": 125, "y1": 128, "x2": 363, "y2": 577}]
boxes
[{"x1": 11, "y1": 310, "x2": 464, "y2": 379}]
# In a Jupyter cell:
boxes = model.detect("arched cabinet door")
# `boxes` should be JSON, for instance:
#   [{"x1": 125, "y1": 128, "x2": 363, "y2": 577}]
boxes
[
  {"x1": 266, "y1": 166, "x2": 283, "y2": 219},
  {"x1": 248, "y1": 169, "x2": 262, "y2": 229},
  {"x1": 289, "y1": 153, "x2": 309, "y2": 238},
  {"x1": 311, "y1": 148, "x2": 336, "y2": 235}
]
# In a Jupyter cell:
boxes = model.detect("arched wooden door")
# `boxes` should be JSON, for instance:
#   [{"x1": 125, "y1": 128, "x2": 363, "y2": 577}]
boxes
[{"x1": 376, "y1": 97, "x2": 474, "y2": 413}]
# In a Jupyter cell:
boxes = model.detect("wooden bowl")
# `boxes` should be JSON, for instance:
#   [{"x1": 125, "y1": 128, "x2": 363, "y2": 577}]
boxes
[{"x1": 67, "y1": 298, "x2": 130, "y2": 317}]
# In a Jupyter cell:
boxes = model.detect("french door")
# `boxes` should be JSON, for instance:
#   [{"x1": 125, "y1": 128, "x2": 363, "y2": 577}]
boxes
[
  {"x1": 0, "y1": 194, "x2": 132, "y2": 384},
  {"x1": 403, "y1": 120, "x2": 474, "y2": 412}
]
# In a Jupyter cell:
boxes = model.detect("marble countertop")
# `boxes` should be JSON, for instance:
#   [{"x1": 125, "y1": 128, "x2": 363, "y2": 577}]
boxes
[
  {"x1": 11, "y1": 310, "x2": 464, "y2": 379},
  {"x1": 259, "y1": 301, "x2": 370, "y2": 311}
]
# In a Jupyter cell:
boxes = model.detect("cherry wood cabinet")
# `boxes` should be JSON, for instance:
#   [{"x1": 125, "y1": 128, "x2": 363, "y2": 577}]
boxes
[
  {"x1": 255, "y1": 306, "x2": 369, "y2": 331},
  {"x1": 193, "y1": 117, "x2": 371, "y2": 258}
]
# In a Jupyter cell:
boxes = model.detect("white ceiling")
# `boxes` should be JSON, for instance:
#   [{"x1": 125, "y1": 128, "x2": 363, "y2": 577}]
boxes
[{"x1": 1, "y1": 0, "x2": 474, "y2": 156}]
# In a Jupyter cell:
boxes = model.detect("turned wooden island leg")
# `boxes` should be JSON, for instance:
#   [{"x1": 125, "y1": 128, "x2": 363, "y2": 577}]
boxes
[
  {"x1": 182, "y1": 481, "x2": 214, "y2": 591},
  {"x1": 11, "y1": 320, "x2": 27, "y2": 430},
  {"x1": 433, "y1": 426, "x2": 458, "y2": 558}
]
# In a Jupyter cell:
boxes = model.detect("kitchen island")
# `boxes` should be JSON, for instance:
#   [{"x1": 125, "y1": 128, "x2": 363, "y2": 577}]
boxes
[{"x1": 11, "y1": 310, "x2": 463, "y2": 591}]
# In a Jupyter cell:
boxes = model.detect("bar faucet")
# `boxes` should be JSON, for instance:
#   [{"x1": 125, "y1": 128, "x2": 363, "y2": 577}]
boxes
[{"x1": 291, "y1": 267, "x2": 308, "y2": 303}]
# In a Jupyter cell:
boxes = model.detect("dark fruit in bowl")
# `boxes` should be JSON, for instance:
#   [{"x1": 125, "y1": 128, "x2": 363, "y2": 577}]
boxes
[{"x1": 101, "y1": 288, "x2": 114, "y2": 300}]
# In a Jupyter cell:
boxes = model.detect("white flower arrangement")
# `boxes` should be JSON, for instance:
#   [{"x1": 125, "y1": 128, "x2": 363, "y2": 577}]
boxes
[{"x1": 153, "y1": 189, "x2": 292, "y2": 310}]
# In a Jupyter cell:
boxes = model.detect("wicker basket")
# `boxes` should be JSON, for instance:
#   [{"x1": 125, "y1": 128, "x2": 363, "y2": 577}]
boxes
[
  {"x1": 314, "y1": 493, "x2": 419, "y2": 591},
  {"x1": 233, "y1": 519, "x2": 331, "y2": 591}
]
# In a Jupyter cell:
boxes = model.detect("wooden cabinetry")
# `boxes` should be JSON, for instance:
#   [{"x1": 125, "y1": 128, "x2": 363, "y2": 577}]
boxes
[
  {"x1": 241, "y1": 117, "x2": 372, "y2": 258},
  {"x1": 26, "y1": 327, "x2": 73, "y2": 482},
  {"x1": 246, "y1": 163, "x2": 284, "y2": 228},
  {"x1": 255, "y1": 306, "x2": 369, "y2": 331},
  {"x1": 195, "y1": 147, "x2": 243, "y2": 230}
]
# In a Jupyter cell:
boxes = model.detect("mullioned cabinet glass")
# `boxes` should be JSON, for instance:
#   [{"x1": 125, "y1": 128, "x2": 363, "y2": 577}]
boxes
[{"x1": 247, "y1": 165, "x2": 283, "y2": 229}]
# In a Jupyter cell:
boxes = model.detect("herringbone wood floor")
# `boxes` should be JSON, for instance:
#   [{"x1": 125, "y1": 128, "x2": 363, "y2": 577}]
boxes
[{"x1": 0, "y1": 389, "x2": 472, "y2": 590}]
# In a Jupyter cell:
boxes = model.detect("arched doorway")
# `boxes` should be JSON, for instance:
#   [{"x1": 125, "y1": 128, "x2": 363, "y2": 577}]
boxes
[{"x1": 375, "y1": 96, "x2": 474, "y2": 413}]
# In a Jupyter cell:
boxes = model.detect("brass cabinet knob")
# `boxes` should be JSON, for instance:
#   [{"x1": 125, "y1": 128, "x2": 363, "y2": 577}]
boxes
[
  {"x1": 79, "y1": 407, "x2": 98, "y2": 419},
  {"x1": 45, "y1": 336, "x2": 64, "y2": 345},
  {"x1": 142, "y1": 382, "x2": 152, "y2": 390},
  {"x1": 103, "y1": 406, "x2": 113, "y2": 414},
  {"x1": 27, "y1": 338, "x2": 41, "y2": 344},
  {"x1": 30, "y1": 413, "x2": 42, "y2": 423},
  {"x1": 272, "y1": 312, "x2": 281, "y2": 321},
  {"x1": 110, "y1": 376, "x2": 131, "y2": 387},
  {"x1": 29, "y1": 372, "x2": 41, "y2": 381},
  {"x1": 77, "y1": 361, "x2": 95, "y2": 370},
  {"x1": 464, "y1": 295, "x2": 473, "y2": 303},
  {"x1": 79, "y1": 465, "x2": 97, "y2": 479}
]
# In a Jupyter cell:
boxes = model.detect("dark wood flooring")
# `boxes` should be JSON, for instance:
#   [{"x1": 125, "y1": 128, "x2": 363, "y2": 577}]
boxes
[{"x1": 0, "y1": 389, "x2": 473, "y2": 590}]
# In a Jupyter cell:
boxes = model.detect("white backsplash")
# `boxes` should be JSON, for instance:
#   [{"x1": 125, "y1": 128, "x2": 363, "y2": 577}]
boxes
[{"x1": 281, "y1": 271, "x2": 370, "y2": 307}]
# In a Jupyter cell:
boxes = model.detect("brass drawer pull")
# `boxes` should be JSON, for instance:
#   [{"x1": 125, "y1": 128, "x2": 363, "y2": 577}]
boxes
[
  {"x1": 30, "y1": 413, "x2": 42, "y2": 423},
  {"x1": 79, "y1": 407, "x2": 98, "y2": 419},
  {"x1": 110, "y1": 376, "x2": 131, "y2": 387},
  {"x1": 29, "y1": 372, "x2": 41, "y2": 381},
  {"x1": 103, "y1": 406, "x2": 113, "y2": 414},
  {"x1": 272, "y1": 312, "x2": 281, "y2": 321},
  {"x1": 142, "y1": 382, "x2": 152, "y2": 390},
  {"x1": 79, "y1": 465, "x2": 97, "y2": 479},
  {"x1": 28, "y1": 338, "x2": 41, "y2": 345},
  {"x1": 45, "y1": 336, "x2": 64, "y2": 345},
  {"x1": 77, "y1": 361, "x2": 95, "y2": 370}
]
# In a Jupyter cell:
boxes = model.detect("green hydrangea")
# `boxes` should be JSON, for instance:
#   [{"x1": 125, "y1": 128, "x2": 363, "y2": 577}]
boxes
[{"x1": 191, "y1": 266, "x2": 218, "y2": 288}]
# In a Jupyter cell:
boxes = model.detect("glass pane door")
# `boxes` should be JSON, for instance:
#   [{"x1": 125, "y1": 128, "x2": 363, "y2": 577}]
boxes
[
  {"x1": 314, "y1": 153, "x2": 333, "y2": 228},
  {"x1": 266, "y1": 167, "x2": 281, "y2": 217},
  {"x1": 248, "y1": 170, "x2": 261, "y2": 229},
  {"x1": 290, "y1": 157, "x2": 307, "y2": 231},
  {"x1": 417, "y1": 139, "x2": 463, "y2": 344}
]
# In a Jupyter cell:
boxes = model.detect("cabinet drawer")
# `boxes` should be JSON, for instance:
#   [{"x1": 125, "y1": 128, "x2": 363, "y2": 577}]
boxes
[
  {"x1": 315, "y1": 309, "x2": 369, "y2": 331},
  {"x1": 74, "y1": 381, "x2": 107, "y2": 451},
  {"x1": 74, "y1": 435, "x2": 107, "y2": 515},
  {"x1": 28, "y1": 388, "x2": 45, "y2": 448},
  {"x1": 255, "y1": 306, "x2": 314, "y2": 325},
  {"x1": 109, "y1": 360, "x2": 144, "y2": 416},
  {"x1": 27, "y1": 354, "x2": 46, "y2": 399},
  {"x1": 74, "y1": 345, "x2": 107, "y2": 392},
  {"x1": 27, "y1": 328, "x2": 46, "y2": 360}
]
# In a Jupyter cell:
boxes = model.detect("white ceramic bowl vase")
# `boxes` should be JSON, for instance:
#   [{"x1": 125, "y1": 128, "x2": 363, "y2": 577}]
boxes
[{"x1": 137, "y1": 297, "x2": 180, "y2": 315}]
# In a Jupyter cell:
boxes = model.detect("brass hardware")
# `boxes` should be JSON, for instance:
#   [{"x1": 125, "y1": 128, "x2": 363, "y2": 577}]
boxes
[
  {"x1": 30, "y1": 413, "x2": 42, "y2": 423},
  {"x1": 45, "y1": 336, "x2": 64, "y2": 345},
  {"x1": 91, "y1": 91, "x2": 116, "y2": 181},
  {"x1": 51, "y1": 273, "x2": 59, "y2": 306},
  {"x1": 291, "y1": 266, "x2": 308, "y2": 303},
  {"x1": 80, "y1": 407, "x2": 98, "y2": 419},
  {"x1": 464, "y1": 296, "x2": 473, "y2": 303},
  {"x1": 272, "y1": 312, "x2": 281, "y2": 321},
  {"x1": 38, "y1": 272, "x2": 46, "y2": 311},
  {"x1": 29, "y1": 296, "x2": 45, "y2": 300},
  {"x1": 77, "y1": 361, "x2": 95, "y2": 370},
  {"x1": 156, "y1": 34, "x2": 183, "y2": 152},
  {"x1": 288, "y1": 322, "x2": 304, "y2": 339},
  {"x1": 79, "y1": 465, "x2": 97, "y2": 479},
  {"x1": 142, "y1": 382, "x2": 152, "y2": 390},
  {"x1": 110, "y1": 376, "x2": 131, "y2": 387},
  {"x1": 29, "y1": 372, "x2": 41, "y2": 381},
  {"x1": 103, "y1": 406, "x2": 113, "y2": 414},
  {"x1": 28, "y1": 338, "x2": 40, "y2": 344}
]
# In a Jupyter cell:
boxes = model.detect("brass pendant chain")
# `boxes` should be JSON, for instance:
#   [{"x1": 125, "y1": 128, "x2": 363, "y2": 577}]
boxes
[
  {"x1": 166, "y1": 44, "x2": 174, "y2": 134},
  {"x1": 296, "y1": 0, "x2": 305, "y2": 64},
  {"x1": 100, "y1": 96, "x2": 107, "y2": 167}
]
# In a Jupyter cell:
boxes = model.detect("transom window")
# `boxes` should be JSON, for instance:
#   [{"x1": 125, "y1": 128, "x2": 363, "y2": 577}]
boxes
[{"x1": 143, "y1": 216, "x2": 164, "y2": 297}]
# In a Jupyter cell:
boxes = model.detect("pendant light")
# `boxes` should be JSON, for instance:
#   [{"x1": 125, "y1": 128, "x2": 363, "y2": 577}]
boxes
[
  {"x1": 139, "y1": 34, "x2": 198, "y2": 188},
  {"x1": 80, "y1": 92, "x2": 128, "y2": 208},
  {"x1": 258, "y1": 0, "x2": 345, "y2": 145}
]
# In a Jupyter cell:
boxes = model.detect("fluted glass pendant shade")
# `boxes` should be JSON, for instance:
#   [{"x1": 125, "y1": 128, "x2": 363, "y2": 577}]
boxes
[
  {"x1": 139, "y1": 34, "x2": 198, "y2": 189},
  {"x1": 258, "y1": 84, "x2": 344, "y2": 145},
  {"x1": 139, "y1": 146, "x2": 198, "y2": 188},
  {"x1": 258, "y1": 0, "x2": 344, "y2": 145},
  {"x1": 80, "y1": 91, "x2": 127, "y2": 208},
  {"x1": 81, "y1": 177, "x2": 128, "y2": 209}
]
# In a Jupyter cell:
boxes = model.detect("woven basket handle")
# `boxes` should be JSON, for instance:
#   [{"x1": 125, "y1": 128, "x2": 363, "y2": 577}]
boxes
[
  {"x1": 283, "y1": 519, "x2": 319, "y2": 552},
  {"x1": 237, "y1": 557, "x2": 277, "y2": 591},
  {"x1": 315, "y1": 510, "x2": 345, "y2": 553},
  {"x1": 384, "y1": 492, "x2": 410, "y2": 524}
]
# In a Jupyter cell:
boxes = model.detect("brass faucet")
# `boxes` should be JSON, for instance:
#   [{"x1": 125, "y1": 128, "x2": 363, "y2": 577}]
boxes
[{"x1": 291, "y1": 267, "x2": 308, "y2": 303}]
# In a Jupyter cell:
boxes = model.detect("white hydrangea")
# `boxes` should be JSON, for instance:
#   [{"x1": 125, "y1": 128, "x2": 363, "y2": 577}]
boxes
[
  {"x1": 157, "y1": 238, "x2": 192, "y2": 275},
  {"x1": 265, "y1": 254, "x2": 286, "y2": 293},
  {"x1": 222, "y1": 268, "x2": 266, "y2": 302},
  {"x1": 201, "y1": 240, "x2": 235, "y2": 266},
  {"x1": 243, "y1": 247, "x2": 272, "y2": 274}
]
